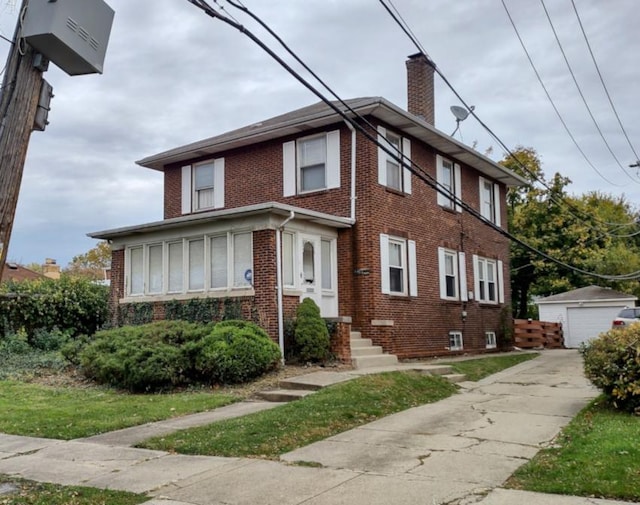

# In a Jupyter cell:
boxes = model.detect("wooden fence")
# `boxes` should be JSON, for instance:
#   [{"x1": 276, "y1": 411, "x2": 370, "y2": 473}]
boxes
[{"x1": 513, "y1": 319, "x2": 564, "y2": 349}]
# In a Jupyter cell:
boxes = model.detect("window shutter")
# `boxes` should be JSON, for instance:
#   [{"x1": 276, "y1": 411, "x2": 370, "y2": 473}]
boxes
[
  {"x1": 494, "y1": 183, "x2": 501, "y2": 227},
  {"x1": 380, "y1": 234, "x2": 390, "y2": 294},
  {"x1": 283, "y1": 141, "x2": 296, "y2": 197},
  {"x1": 181, "y1": 165, "x2": 192, "y2": 214},
  {"x1": 214, "y1": 158, "x2": 225, "y2": 209},
  {"x1": 436, "y1": 155, "x2": 447, "y2": 207},
  {"x1": 326, "y1": 130, "x2": 341, "y2": 189},
  {"x1": 438, "y1": 247, "x2": 447, "y2": 299},
  {"x1": 458, "y1": 252, "x2": 468, "y2": 302},
  {"x1": 497, "y1": 259, "x2": 505, "y2": 303},
  {"x1": 454, "y1": 163, "x2": 462, "y2": 212},
  {"x1": 408, "y1": 239, "x2": 418, "y2": 296},
  {"x1": 402, "y1": 137, "x2": 412, "y2": 194},
  {"x1": 377, "y1": 126, "x2": 387, "y2": 186},
  {"x1": 472, "y1": 254, "x2": 480, "y2": 301}
]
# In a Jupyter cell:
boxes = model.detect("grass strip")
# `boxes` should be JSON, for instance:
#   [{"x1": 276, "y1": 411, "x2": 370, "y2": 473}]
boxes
[
  {"x1": 140, "y1": 371, "x2": 457, "y2": 458},
  {"x1": 444, "y1": 352, "x2": 538, "y2": 381},
  {"x1": 0, "y1": 475, "x2": 146, "y2": 505},
  {"x1": 0, "y1": 380, "x2": 237, "y2": 440},
  {"x1": 506, "y1": 398, "x2": 640, "y2": 502}
]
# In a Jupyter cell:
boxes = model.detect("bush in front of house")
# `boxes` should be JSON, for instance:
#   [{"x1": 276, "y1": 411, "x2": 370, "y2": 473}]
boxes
[
  {"x1": 77, "y1": 319, "x2": 279, "y2": 392},
  {"x1": 193, "y1": 320, "x2": 281, "y2": 384},
  {"x1": 0, "y1": 276, "x2": 108, "y2": 340},
  {"x1": 294, "y1": 298, "x2": 331, "y2": 363},
  {"x1": 582, "y1": 325, "x2": 640, "y2": 413}
]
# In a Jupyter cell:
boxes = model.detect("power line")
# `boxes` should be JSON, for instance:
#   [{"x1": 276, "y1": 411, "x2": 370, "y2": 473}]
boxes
[
  {"x1": 184, "y1": 0, "x2": 640, "y2": 281},
  {"x1": 570, "y1": 0, "x2": 640, "y2": 166},
  {"x1": 539, "y1": 0, "x2": 640, "y2": 184},
  {"x1": 381, "y1": 0, "x2": 639, "y2": 230}
]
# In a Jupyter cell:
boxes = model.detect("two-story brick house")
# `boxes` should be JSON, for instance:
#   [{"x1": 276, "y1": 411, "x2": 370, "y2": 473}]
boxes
[{"x1": 90, "y1": 53, "x2": 525, "y2": 361}]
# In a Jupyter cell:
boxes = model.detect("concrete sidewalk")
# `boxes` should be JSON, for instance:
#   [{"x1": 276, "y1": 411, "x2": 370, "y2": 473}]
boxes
[{"x1": 0, "y1": 350, "x2": 630, "y2": 505}]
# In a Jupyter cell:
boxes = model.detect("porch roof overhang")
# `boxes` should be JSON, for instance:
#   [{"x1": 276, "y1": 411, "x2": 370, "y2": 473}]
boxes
[
  {"x1": 137, "y1": 97, "x2": 527, "y2": 187},
  {"x1": 88, "y1": 202, "x2": 354, "y2": 240}
]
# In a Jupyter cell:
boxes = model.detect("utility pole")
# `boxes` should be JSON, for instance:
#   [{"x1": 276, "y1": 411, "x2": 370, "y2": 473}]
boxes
[{"x1": 0, "y1": 0, "x2": 44, "y2": 281}]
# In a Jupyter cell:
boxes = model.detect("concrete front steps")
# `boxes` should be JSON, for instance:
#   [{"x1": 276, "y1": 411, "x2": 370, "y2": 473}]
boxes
[
  {"x1": 350, "y1": 331, "x2": 399, "y2": 369},
  {"x1": 256, "y1": 371, "x2": 352, "y2": 403}
]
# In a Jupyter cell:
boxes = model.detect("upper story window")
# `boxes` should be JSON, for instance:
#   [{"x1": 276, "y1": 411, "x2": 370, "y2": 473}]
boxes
[
  {"x1": 181, "y1": 158, "x2": 225, "y2": 214},
  {"x1": 473, "y1": 255, "x2": 504, "y2": 304},
  {"x1": 436, "y1": 155, "x2": 461, "y2": 211},
  {"x1": 380, "y1": 234, "x2": 418, "y2": 297},
  {"x1": 438, "y1": 247, "x2": 468, "y2": 301},
  {"x1": 377, "y1": 126, "x2": 412, "y2": 194},
  {"x1": 479, "y1": 176, "x2": 501, "y2": 226},
  {"x1": 283, "y1": 130, "x2": 341, "y2": 196}
]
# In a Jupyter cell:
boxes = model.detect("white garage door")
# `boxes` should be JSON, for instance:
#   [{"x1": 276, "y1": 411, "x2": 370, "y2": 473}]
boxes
[{"x1": 566, "y1": 307, "x2": 618, "y2": 348}]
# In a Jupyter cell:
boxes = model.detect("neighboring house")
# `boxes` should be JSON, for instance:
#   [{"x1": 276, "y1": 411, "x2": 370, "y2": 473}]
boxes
[
  {"x1": 1, "y1": 263, "x2": 45, "y2": 283},
  {"x1": 90, "y1": 53, "x2": 525, "y2": 360},
  {"x1": 537, "y1": 285, "x2": 637, "y2": 348}
]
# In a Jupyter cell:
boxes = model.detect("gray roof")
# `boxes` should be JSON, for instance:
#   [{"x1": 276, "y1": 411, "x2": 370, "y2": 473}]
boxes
[
  {"x1": 537, "y1": 285, "x2": 637, "y2": 304},
  {"x1": 137, "y1": 97, "x2": 526, "y2": 187}
]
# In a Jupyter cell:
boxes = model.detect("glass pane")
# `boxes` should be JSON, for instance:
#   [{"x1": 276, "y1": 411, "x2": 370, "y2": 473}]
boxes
[
  {"x1": 386, "y1": 160, "x2": 401, "y2": 190},
  {"x1": 389, "y1": 242, "x2": 402, "y2": 267},
  {"x1": 283, "y1": 232, "x2": 294, "y2": 286},
  {"x1": 479, "y1": 280, "x2": 486, "y2": 300},
  {"x1": 390, "y1": 266, "x2": 403, "y2": 293},
  {"x1": 445, "y1": 254, "x2": 455, "y2": 276},
  {"x1": 130, "y1": 247, "x2": 143, "y2": 295},
  {"x1": 168, "y1": 242, "x2": 183, "y2": 292},
  {"x1": 188, "y1": 239, "x2": 204, "y2": 290},
  {"x1": 321, "y1": 239, "x2": 332, "y2": 290},
  {"x1": 487, "y1": 262, "x2": 495, "y2": 281},
  {"x1": 303, "y1": 241, "x2": 315, "y2": 284},
  {"x1": 233, "y1": 233, "x2": 252, "y2": 287},
  {"x1": 301, "y1": 164, "x2": 325, "y2": 191},
  {"x1": 488, "y1": 282, "x2": 496, "y2": 301},
  {"x1": 300, "y1": 136, "x2": 326, "y2": 166},
  {"x1": 210, "y1": 236, "x2": 228, "y2": 289},
  {"x1": 194, "y1": 163, "x2": 214, "y2": 189},
  {"x1": 148, "y1": 244, "x2": 163, "y2": 293},
  {"x1": 196, "y1": 188, "x2": 215, "y2": 210},
  {"x1": 446, "y1": 275, "x2": 456, "y2": 298}
]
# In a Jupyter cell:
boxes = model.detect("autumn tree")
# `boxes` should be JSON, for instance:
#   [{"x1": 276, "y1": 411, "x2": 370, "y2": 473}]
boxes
[{"x1": 65, "y1": 241, "x2": 111, "y2": 281}]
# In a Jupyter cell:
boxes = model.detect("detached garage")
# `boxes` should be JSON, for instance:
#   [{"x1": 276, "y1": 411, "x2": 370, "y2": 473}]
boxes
[{"x1": 537, "y1": 285, "x2": 637, "y2": 348}]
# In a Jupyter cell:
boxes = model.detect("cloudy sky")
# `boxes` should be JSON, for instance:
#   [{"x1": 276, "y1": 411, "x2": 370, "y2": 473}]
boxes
[{"x1": 1, "y1": 0, "x2": 639, "y2": 268}]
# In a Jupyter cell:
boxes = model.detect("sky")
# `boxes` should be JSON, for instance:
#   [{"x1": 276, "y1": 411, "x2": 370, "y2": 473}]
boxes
[{"x1": 1, "y1": 0, "x2": 639, "y2": 268}]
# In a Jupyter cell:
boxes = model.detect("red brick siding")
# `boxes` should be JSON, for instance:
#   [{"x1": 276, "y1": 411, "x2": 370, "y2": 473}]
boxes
[{"x1": 109, "y1": 249, "x2": 124, "y2": 327}]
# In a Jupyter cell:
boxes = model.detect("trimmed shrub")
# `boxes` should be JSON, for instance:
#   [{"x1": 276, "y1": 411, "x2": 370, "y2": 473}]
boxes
[
  {"x1": 294, "y1": 298, "x2": 331, "y2": 363},
  {"x1": 582, "y1": 326, "x2": 640, "y2": 413},
  {"x1": 193, "y1": 320, "x2": 281, "y2": 384}
]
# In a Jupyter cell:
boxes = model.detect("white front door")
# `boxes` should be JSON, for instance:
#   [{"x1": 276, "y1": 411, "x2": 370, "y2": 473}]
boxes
[{"x1": 299, "y1": 233, "x2": 338, "y2": 317}]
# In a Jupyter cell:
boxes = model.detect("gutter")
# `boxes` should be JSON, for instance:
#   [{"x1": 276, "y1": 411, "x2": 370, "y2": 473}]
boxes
[{"x1": 344, "y1": 119, "x2": 357, "y2": 221}]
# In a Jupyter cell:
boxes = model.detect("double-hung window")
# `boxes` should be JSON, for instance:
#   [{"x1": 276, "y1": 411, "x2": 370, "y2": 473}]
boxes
[
  {"x1": 180, "y1": 158, "x2": 225, "y2": 214},
  {"x1": 473, "y1": 255, "x2": 504, "y2": 304},
  {"x1": 283, "y1": 131, "x2": 340, "y2": 196},
  {"x1": 438, "y1": 248, "x2": 467, "y2": 301},
  {"x1": 479, "y1": 176, "x2": 501, "y2": 226},
  {"x1": 377, "y1": 125, "x2": 412, "y2": 194},
  {"x1": 380, "y1": 234, "x2": 418, "y2": 296},
  {"x1": 437, "y1": 155, "x2": 461, "y2": 211}
]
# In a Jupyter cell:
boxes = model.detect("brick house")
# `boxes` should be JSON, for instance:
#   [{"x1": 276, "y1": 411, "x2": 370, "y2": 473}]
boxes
[{"x1": 90, "y1": 53, "x2": 525, "y2": 362}]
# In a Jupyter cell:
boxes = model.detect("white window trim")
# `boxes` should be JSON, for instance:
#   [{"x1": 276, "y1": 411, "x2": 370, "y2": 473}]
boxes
[
  {"x1": 473, "y1": 255, "x2": 504, "y2": 304},
  {"x1": 486, "y1": 331, "x2": 497, "y2": 349},
  {"x1": 123, "y1": 231, "x2": 253, "y2": 301},
  {"x1": 449, "y1": 331, "x2": 463, "y2": 351},
  {"x1": 479, "y1": 176, "x2": 501, "y2": 226},
  {"x1": 181, "y1": 158, "x2": 225, "y2": 214},
  {"x1": 380, "y1": 234, "x2": 418, "y2": 296},
  {"x1": 436, "y1": 155, "x2": 461, "y2": 212},
  {"x1": 438, "y1": 247, "x2": 465, "y2": 301},
  {"x1": 377, "y1": 125, "x2": 412, "y2": 194},
  {"x1": 283, "y1": 130, "x2": 340, "y2": 197}
]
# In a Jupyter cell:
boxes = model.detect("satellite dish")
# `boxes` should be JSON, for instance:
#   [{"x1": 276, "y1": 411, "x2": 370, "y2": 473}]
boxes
[{"x1": 449, "y1": 105, "x2": 475, "y2": 137}]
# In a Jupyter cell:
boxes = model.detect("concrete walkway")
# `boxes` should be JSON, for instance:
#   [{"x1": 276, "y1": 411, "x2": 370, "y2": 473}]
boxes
[{"x1": 0, "y1": 350, "x2": 630, "y2": 504}]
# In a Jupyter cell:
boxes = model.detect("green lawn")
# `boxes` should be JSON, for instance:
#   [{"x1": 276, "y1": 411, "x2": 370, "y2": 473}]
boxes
[
  {"x1": 445, "y1": 353, "x2": 538, "y2": 381},
  {"x1": 0, "y1": 380, "x2": 238, "y2": 440},
  {"x1": 0, "y1": 475, "x2": 146, "y2": 505},
  {"x1": 140, "y1": 371, "x2": 458, "y2": 458},
  {"x1": 507, "y1": 398, "x2": 640, "y2": 502}
]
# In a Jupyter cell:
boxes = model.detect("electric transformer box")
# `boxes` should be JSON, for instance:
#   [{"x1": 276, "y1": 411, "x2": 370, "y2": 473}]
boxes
[{"x1": 22, "y1": 0, "x2": 115, "y2": 76}]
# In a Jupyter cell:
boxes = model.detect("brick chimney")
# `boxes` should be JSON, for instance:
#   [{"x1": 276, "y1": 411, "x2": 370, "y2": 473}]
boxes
[{"x1": 406, "y1": 52, "x2": 435, "y2": 125}]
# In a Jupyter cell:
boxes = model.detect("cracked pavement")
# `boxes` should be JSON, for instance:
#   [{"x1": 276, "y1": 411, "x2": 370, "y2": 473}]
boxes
[{"x1": 0, "y1": 350, "x2": 630, "y2": 505}]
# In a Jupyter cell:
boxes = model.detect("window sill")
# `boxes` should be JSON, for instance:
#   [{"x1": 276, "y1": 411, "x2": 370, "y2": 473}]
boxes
[
  {"x1": 120, "y1": 289, "x2": 255, "y2": 304},
  {"x1": 439, "y1": 205, "x2": 459, "y2": 215},
  {"x1": 383, "y1": 186, "x2": 406, "y2": 196}
]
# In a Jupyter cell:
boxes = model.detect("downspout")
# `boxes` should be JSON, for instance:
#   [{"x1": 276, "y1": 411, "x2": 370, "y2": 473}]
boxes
[
  {"x1": 344, "y1": 119, "x2": 357, "y2": 221},
  {"x1": 276, "y1": 210, "x2": 295, "y2": 364}
]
